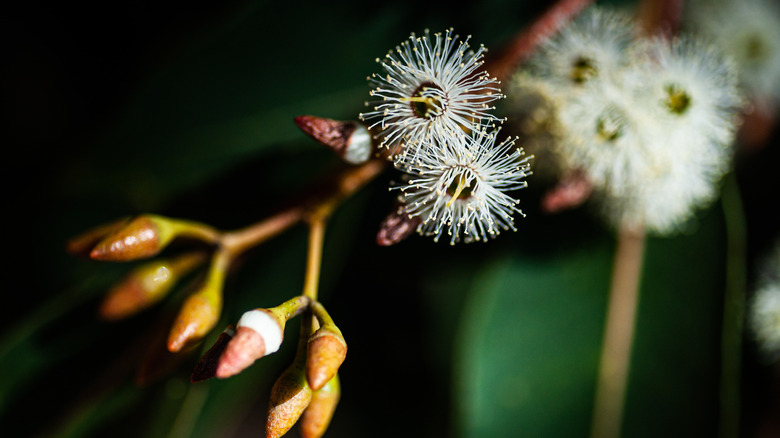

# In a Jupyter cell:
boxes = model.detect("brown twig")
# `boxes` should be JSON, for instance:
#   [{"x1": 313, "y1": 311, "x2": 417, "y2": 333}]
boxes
[
  {"x1": 636, "y1": 0, "x2": 684, "y2": 37},
  {"x1": 220, "y1": 160, "x2": 387, "y2": 256}
]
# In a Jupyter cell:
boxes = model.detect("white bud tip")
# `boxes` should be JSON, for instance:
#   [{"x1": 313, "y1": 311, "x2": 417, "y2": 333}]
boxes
[
  {"x1": 237, "y1": 310, "x2": 283, "y2": 355},
  {"x1": 345, "y1": 124, "x2": 373, "y2": 164}
]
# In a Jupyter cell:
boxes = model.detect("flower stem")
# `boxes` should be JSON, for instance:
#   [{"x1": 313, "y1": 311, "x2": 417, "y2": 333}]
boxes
[
  {"x1": 590, "y1": 227, "x2": 646, "y2": 438},
  {"x1": 636, "y1": 0, "x2": 683, "y2": 37},
  {"x1": 303, "y1": 217, "x2": 327, "y2": 301},
  {"x1": 719, "y1": 173, "x2": 747, "y2": 438},
  {"x1": 220, "y1": 160, "x2": 386, "y2": 257}
]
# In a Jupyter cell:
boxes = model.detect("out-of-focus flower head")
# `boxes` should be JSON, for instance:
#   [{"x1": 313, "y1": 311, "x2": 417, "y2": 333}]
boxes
[
  {"x1": 749, "y1": 242, "x2": 780, "y2": 359},
  {"x1": 690, "y1": 0, "x2": 780, "y2": 105},
  {"x1": 507, "y1": 6, "x2": 743, "y2": 234}
]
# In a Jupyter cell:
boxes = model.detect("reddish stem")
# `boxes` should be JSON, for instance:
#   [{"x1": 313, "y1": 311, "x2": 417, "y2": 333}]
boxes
[
  {"x1": 487, "y1": 0, "x2": 594, "y2": 82},
  {"x1": 637, "y1": 0, "x2": 684, "y2": 37}
]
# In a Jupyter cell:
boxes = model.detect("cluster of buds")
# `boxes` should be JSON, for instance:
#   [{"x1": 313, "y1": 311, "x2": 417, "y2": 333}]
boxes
[
  {"x1": 68, "y1": 215, "x2": 223, "y2": 334},
  {"x1": 192, "y1": 297, "x2": 346, "y2": 438}
]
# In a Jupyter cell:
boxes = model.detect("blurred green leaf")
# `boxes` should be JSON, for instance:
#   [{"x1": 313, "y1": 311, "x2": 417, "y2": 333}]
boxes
[{"x1": 456, "y1": 205, "x2": 725, "y2": 438}]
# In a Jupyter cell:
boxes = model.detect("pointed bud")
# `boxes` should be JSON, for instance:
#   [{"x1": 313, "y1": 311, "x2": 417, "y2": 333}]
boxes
[
  {"x1": 541, "y1": 171, "x2": 593, "y2": 213},
  {"x1": 217, "y1": 310, "x2": 283, "y2": 378},
  {"x1": 90, "y1": 215, "x2": 176, "y2": 261},
  {"x1": 191, "y1": 325, "x2": 236, "y2": 383},
  {"x1": 89, "y1": 214, "x2": 219, "y2": 262},
  {"x1": 66, "y1": 218, "x2": 130, "y2": 257},
  {"x1": 266, "y1": 363, "x2": 313, "y2": 438},
  {"x1": 217, "y1": 296, "x2": 310, "y2": 378},
  {"x1": 306, "y1": 327, "x2": 347, "y2": 391},
  {"x1": 377, "y1": 205, "x2": 421, "y2": 246},
  {"x1": 168, "y1": 252, "x2": 228, "y2": 352},
  {"x1": 300, "y1": 374, "x2": 341, "y2": 438},
  {"x1": 99, "y1": 252, "x2": 207, "y2": 320},
  {"x1": 294, "y1": 116, "x2": 373, "y2": 164},
  {"x1": 168, "y1": 291, "x2": 222, "y2": 352}
]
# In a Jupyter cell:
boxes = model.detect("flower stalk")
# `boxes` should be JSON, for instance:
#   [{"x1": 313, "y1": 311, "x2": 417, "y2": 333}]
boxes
[{"x1": 590, "y1": 227, "x2": 646, "y2": 438}]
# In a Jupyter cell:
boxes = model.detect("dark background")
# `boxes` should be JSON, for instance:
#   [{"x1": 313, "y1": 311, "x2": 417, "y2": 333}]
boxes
[{"x1": 3, "y1": 1, "x2": 780, "y2": 437}]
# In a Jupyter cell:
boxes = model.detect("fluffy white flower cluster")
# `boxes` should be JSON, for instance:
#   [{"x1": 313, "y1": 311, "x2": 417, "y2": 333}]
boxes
[
  {"x1": 750, "y1": 243, "x2": 780, "y2": 359},
  {"x1": 361, "y1": 29, "x2": 531, "y2": 244},
  {"x1": 511, "y1": 8, "x2": 743, "y2": 234},
  {"x1": 690, "y1": 0, "x2": 780, "y2": 105}
]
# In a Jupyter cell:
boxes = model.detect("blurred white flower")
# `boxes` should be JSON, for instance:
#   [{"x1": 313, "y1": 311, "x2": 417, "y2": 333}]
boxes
[
  {"x1": 510, "y1": 5, "x2": 743, "y2": 234},
  {"x1": 691, "y1": 0, "x2": 780, "y2": 104},
  {"x1": 527, "y1": 7, "x2": 635, "y2": 89},
  {"x1": 582, "y1": 37, "x2": 740, "y2": 233},
  {"x1": 749, "y1": 243, "x2": 780, "y2": 359},
  {"x1": 394, "y1": 126, "x2": 531, "y2": 245},
  {"x1": 359, "y1": 29, "x2": 504, "y2": 161}
]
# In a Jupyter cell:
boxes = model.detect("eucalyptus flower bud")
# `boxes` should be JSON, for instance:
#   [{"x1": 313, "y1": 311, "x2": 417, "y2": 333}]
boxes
[
  {"x1": 191, "y1": 325, "x2": 236, "y2": 383},
  {"x1": 167, "y1": 291, "x2": 221, "y2": 352},
  {"x1": 266, "y1": 361, "x2": 312, "y2": 438},
  {"x1": 300, "y1": 374, "x2": 341, "y2": 438},
  {"x1": 217, "y1": 310, "x2": 283, "y2": 379},
  {"x1": 306, "y1": 326, "x2": 347, "y2": 391},
  {"x1": 306, "y1": 302, "x2": 347, "y2": 391},
  {"x1": 90, "y1": 214, "x2": 219, "y2": 261},
  {"x1": 66, "y1": 218, "x2": 129, "y2": 257},
  {"x1": 217, "y1": 296, "x2": 310, "y2": 379},
  {"x1": 99, "y1": 252, "x2": 206, "y2": 320},
  {"x1": 376, "y1": 205, "x2": 421, "y2": 246},
  {"x1": 294, "y1": 115, "x2": 373, "y2": 164},
  {"x1": 90, "y1": 215, "x2": 177, "y2": 261}
]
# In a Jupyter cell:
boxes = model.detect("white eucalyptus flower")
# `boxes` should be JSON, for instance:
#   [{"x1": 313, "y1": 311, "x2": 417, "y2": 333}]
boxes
[
  {"x1": 691, "y1": 0, "x2": 780, "y2": 104},
  {"x1": 394, "y1": 126, "x2": 531, "y2": 245},
  {"x1": 553, "y1": 35, "x2": 741, "y2": 233},
  {"x1": 527, "y1": 7, "x2": 635, "y2": 89},
  {"x1": 749, "y1": 243, "x2": 780, "y2": 359},
  {"x1": 359, "y1": 29, "x2": 504, "y2": 162}
]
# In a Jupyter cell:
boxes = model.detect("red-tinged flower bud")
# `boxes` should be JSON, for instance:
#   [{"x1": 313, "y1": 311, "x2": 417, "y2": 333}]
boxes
[
  {"x1": 376, "y1": 205, "x2": 421, "y2": 246},
  {"x1": 217, "y1": 296, "x2": 310, "y2": 379},
  {"x1": 168, "y1": 291, "x2": 222, "y2": 352},
  {"x1": 216, "y1": 309, "x2": 284, "y2": 379},
  {"x1": 66, "y1": 218, "x2": 129, "y2": 257},
  {"x1": 89, "y1": 214, "x2": 219, "y2": 262},
  {"x1": 300, "y1": 374, "x2": 341, "y2": 438},
  {"x1": 266, "y1": 363, "x2": 313, "y2": 438},
  {"x1": 306, "y1": 327, "x2": 347, "y2": 391},
  {"x1": 90, "y1": 215, "x2": 176, "y2": 261},
  {"x1": 541, "y1": 170, "x2": 593, "y2": 213},
  {"x1": 294, "y1": 116, "x2": 373, "y2": 164},
  {"x1": 99, "y1": 252, "x2": 207, "y2": 320},
  {"x1": 191, "y1": 325, "x2": 236, "y2": 383},
  {"x1": 168, "y1": 251, "x2": 228, "y2": 352}
]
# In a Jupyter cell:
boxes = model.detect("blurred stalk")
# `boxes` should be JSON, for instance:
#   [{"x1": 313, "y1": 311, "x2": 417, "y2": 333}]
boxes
[
  {"x1": 167, "y1": 384, "x2": 210, "y2": 438},
  {"x1": 719, "y1": 172, "x2": 746, "y2": 438},
  {"x1": 590, "y1": 227, "x2": 646, "y2": 438}
]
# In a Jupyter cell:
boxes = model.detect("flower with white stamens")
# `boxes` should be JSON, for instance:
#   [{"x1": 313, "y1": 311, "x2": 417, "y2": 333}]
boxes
[
  {"x1": 394, "y1": 126, "x2": 531, "y2": 245},
  {"x1": 359, "y1": 28, "x2": 504, "y2": 162}
]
